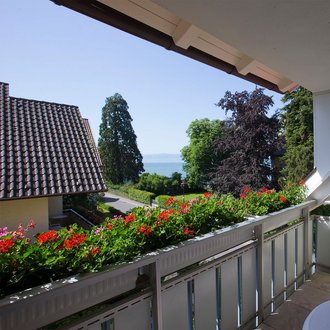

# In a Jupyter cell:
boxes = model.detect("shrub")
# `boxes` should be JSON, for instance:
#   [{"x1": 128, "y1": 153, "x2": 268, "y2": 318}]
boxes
[
  {"x1": 137, "y1": 172, "x2": 183, "y2": 196},
  {"x1": 107, "y1": 182, "x2": 136, "y2": 199},
  {"x1": 128, "y1": 188, "x2": 155, "y2": 205},
  {"x1": 63, "y1": 193, "x2": 103, "y2": 210}
]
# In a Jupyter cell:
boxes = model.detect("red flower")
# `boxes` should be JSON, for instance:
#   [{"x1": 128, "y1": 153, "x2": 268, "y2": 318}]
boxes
[
  {"x1": 63, "y1": 233, "x2": 86, "y2": 249},
  {"x1": 179, "y1": 202, "x2": 190, "y2": 214},
  {"x1": 165, "y1": 197, "x2": 176, "y2": 206},
  {"x1": 183, "y1": 227, "x2": 195, "y2": 237},
  {"x1": 124, "y1": 214, "x2": 136, "y2": 224},
  {"x1": 0, "y1": 239, "x2": 14, "y2": 253},
  {"x1": 203, "y1": 192, "x2": 213, "y2": 198},
  {"x1": 243, "y1": 186, "x2": 251, "y2": 193},
  {"x1": 90, "y1": 246, "x2": 101, "y2": 256},
  {"x1": 279, "y1": 195, "x2": 286, "y2": 203},
  {"x1": 37, "y1": 230, "x2": 58, "y2": 244},
  {"x1": 181, "y1": 202, "x2": 188, "y2": 209},
  {"x1": 299, "y1": 180, "x2": 305, "y2": 185},
  {"x1": 217, "y1": 201, "x2": 222, "y2": 206},
  {"x1": 106, "y1": 223, "x2": 113, "y2": 231},
  {"x1": 158, "y1": 210, "x2": 174, "y2": 221},
  {"x1": 139, "y1": 225, "x2": 152, "y2": 235},
  {"x1": 260, "y1": 187, "x2": 268, "y2": 192},
  {"x1": 240, "y1": 193, "x2": 246, "y2": 199},
  {"x1": 257, "y1": 192, "x2": 263, "y2": 196},
  {"x1": 27, "y1": 219, "x2": 36, "y2": 229}
]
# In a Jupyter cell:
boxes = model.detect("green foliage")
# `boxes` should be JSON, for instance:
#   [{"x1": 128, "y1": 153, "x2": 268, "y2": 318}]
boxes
[
  {"x1": 137, "y1": 172, "x2": 183, "y2": 195},
  {"x1": 0, "y1": 183, "x2": 305, "y2": 297},
  {"x1": 281, "y1": 87, "x2": 313, "y2": 182},
  {"x1": 63, "y1": 193, "x2": 103, "y2": 210},
  {"x1": 155, "y1": 195, "x2": 172, "y2": 208},
  {"x1": 98, "y1": 94, "x2": 144, "y2": 184},
  {"x1": 311, "y1": 205, "x2": 330, "y2": 216},
  {"x1": 212, "y1": 88, "x2": 282, "y2": 195},
  {"x1": 181, "y1": 119, "x2": 223, "y2": 189},
  {"x1": 128, "y1": 188, "x2": 155, "y2": 205},
  {"x1": 107, "y1": 181, "x2": 136, "y2": 199}
]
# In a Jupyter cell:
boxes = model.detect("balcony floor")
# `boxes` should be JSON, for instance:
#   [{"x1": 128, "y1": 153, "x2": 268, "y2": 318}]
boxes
[{"x1": 257, "y1": 271, "x2": 330, "y2": 330}]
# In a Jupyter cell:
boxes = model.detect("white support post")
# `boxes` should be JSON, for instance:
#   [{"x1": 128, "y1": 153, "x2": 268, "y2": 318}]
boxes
[
  {"x1": 150, "y1": 260, "x2": 163, "y2": 330},
  {"x1": 255, "y1": 224, "x2": 264, "y2": 322},
  {"x1": 303, "y1": 207, "x2": 312, "y2": 280},
  {"x1": 313, "y1": 91, "x2": 330, "y2": 179}
]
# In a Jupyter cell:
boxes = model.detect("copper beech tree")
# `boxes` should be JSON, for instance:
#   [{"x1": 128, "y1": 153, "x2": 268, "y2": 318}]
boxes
[{"x1": 211, "y1": 88, "x2": 282, "y2": 196}]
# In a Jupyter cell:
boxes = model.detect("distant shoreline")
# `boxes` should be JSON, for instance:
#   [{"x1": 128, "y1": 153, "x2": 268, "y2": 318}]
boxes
[{"x1": 143, "y1": 161, "x2": 185, "y2": 177}]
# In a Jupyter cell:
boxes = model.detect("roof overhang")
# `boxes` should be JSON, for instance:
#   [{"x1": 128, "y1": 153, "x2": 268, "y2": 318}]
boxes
[
  {"x1": 48, "y1": 0, "x2": 294, "y2": 94},
  {"x1": 52, "y1": 0, "x2": 330, "y2": 94}
]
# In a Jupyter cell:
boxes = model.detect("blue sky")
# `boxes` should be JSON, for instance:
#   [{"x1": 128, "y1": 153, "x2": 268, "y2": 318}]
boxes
[{"x1": 1, "y1": 0, "x2": 284, "y2": 156}]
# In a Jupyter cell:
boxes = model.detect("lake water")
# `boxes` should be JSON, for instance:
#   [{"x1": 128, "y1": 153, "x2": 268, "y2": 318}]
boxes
[{"x1": 143, "y1": 162, "x2": 186, "y2": 177}]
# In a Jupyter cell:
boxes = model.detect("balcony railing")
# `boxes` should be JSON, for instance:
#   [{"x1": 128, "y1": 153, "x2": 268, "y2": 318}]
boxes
[{"x1": 1, "y1": 199, "x2": 326, "y2": 330}]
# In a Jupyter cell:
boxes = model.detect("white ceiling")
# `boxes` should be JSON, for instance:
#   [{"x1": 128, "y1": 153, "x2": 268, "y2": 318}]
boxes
[{"x1": 153, "y1": 0, "x2": 330, "y2": 93}]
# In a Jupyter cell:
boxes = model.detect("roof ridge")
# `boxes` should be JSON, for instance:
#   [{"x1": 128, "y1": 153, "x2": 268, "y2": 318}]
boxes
[{"x1": 9, "y1": 96, "x2": 80, "y2": 109}]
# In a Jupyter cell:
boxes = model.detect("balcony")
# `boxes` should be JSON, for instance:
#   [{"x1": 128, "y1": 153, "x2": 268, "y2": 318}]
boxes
[
  {"x1": 259, "y1": 271, "x2": 330, "y2": 329},
  {"x1": 1, "y1": 199, "x2": 330, "y2": 330}
]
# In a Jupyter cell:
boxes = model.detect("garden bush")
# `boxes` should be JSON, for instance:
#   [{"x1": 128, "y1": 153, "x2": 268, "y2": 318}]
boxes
[
  {"x1": 128, "y1": 188, "x2": 155, "y2": 205},
  {"x1": 137, "y1": 172, "x2": 183, "y2": 196},
  {"x1": 107, "y1": 181, "x2": 136, "y2": 198}
]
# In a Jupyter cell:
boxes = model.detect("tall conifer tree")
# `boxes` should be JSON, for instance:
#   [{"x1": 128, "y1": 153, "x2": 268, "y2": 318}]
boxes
[
  {"x1": 281, "y1": 87, "x2": 313, "y2": 182},
  {"x1": 98, "y1": 94, "x2": 144, "y2": 183}
]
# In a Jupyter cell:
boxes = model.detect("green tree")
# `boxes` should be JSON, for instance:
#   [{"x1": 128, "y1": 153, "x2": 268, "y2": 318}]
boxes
[
  {"x1": 98, "y1": 93, "x2": 144, "y2": 184},
  {"x1": 181, "y1": 119, "x2": 223, "y2": 189},
  {"x1": 211, "y1": 89, "x2": 282, "y2": 195},
  {"x1": 281, "y1": 87, "x2": 313, "y2": 182}
]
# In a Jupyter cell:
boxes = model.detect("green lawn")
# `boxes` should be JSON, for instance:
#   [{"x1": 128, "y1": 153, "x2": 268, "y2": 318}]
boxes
[{"x1": 173, "y1": 193, "x2": 204, "y2": 201}]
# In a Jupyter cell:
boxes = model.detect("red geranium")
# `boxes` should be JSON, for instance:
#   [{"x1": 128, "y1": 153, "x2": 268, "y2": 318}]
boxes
[
  {"x1": 165, "y1": 197, "x2": 176, "y2": 206},
  {"x1": 183, "y1": 227, "x2": 195, "y2": 237},
  {"x1": 203, "y1": 192, "x2": 213, "y2": 198},
  {"x1": 0, "y1": 239, "x2": 14, "y2": 253},
  {"x1": 124, "y1": 214, "x2": 136, "y2": 224},
  {"x1": 63, "y1": 233, "x2": 86, "y2": 249},
  {"x1": 37, "y1": 230, "x2": 58, "y2": 244},
  {"x1": 158, "y1": 209, "x2": 174, "y2": 221},
  {"x1": 139, "y1": 225, "x2": 152, "y2": 236},
  {"x1": 279, "y1": 195, "x2": 286, "y2": 203},
  {"x1": 90, "y1": 246, "x2": 101, "y2": 256}
]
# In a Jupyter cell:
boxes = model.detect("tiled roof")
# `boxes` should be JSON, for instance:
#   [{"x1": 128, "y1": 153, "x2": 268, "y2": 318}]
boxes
[{"x1": 0, "y1": 82, "x2": 107, "y2": 200}]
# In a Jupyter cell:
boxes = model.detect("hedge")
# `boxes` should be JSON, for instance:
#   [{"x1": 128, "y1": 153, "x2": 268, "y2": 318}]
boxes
[{"x1": 128, "y1": 188, "x2": 155, "y2": 205}]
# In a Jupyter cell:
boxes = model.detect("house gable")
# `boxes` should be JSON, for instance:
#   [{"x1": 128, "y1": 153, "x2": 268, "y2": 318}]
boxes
[{"x1": 0, "y1": 82, "x2": 107, "y2": 200}]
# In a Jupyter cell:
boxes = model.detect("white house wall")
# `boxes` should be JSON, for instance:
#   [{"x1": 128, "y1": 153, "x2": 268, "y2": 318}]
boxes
[{"x1": 0, "y1": 197, "x2": 49, "y2": 237}]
